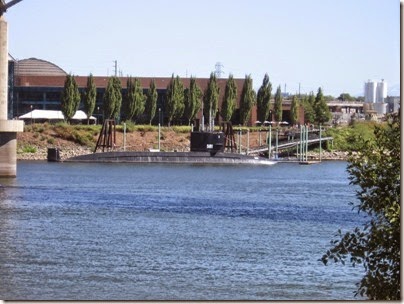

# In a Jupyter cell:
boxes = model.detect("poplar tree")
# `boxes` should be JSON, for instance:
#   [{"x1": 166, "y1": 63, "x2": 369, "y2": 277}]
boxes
[
  {"x1": 145, "y1": 79, "x2": 158, "y2": 125},
  {"x1": 256, "y1": 73, "x2": 272, "y2": 122},
  {"x1": 314, "y1": 87, "x2": 331, "y2": 124},
  {"x1": 220, "y1": 74, "x2": 237, "y2": 122},
  {"x1": 174, "y1": 76, "x2": 185, "y2": 121},
  {"x1": 83, "y1": 74, "x2": 97, "y2": 125},
  {"x1": 103, "y1": 76, "x2": 122, "y2": 120},
  {"x1": 61, "y1": 74, "x2": 81, "y2": 123},
  {"x1": 112, "y1": 77, "x2": 122, "y2": 120},
  {"x1": 274, "y1": 85, "x2": 283, "y2": 123},
  {"x1": 203, "y1": 72, "x2": 220, "y2": 125},
  {"x1": 123, "y1": 77, "x2": 135, "y2": 121},
  {"x1": 290, "y1": 94, "x2": 299, "y2": 125},
  {"x1": 127, "y1": 78, "x2": 146, "y2": 121},
  {"x1": 165, "y1": 74, "x2": 185, "y2": 126},
  {"x1": 303, "y1": 93, "x2": 316, "y2": 124},
  {"x1": 239, "y1": 75, "x2": 256, "y2": 126},
  {"x1": 184, "y1": 77, "x2": 202, "y2": 125}
]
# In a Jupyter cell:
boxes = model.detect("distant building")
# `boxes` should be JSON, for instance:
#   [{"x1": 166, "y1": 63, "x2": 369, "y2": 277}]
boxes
[
  {"x1": 364, "y1": 79, "x2": 389, "y2": 116},
  {"x1": 364, "y1": 79, "x2": 387, "y2": 103},
  {"x1": 385, "y1": 96, "x2": 400, "y2": 113}
]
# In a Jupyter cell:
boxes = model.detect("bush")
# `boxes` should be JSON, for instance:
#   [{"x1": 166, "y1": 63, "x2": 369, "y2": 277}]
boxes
[
  {"x1": 21, "y1": 145, "x2": 37, "y2": 153},
  {"x1": 325, "y1": 121, "x2": 378, "y2": 152},
  {"x1": 118, "y1": 122, "x2": 156, "y2": 133},
  {"x1": 172, "y1": 126, "x2": 191, "y2": 133}
]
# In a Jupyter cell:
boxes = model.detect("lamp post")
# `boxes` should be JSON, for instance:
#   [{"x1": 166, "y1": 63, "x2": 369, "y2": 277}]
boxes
[
  {"x1": 268, "y1": 124, "x2": 272, "y2": 159},
  {"x1": 319, "y1": 124, "x2": 322, "y2": 162},
  {"x1": 97, "y1": 106, "x2": 99, "y2": 125},
  {"x1": 158, "y1": 108, "x2": 161, "y2": 151},
  {"x1": 30, "y1": 104, "x2": 33, "y2": 125}
]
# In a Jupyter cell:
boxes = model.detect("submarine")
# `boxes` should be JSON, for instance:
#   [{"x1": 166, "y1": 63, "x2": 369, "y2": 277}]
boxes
[{"x1": 63, "y1": 121, "x2": 276, "y2": 166}]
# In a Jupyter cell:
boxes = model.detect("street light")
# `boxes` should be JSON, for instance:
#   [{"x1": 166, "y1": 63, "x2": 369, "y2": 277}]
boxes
[
  {"x1": 30, "y1": 104, "x2": 33, "y2": 125},
  {"x1": 158, "y1": 108, "x2": 161, "y2": 151}
]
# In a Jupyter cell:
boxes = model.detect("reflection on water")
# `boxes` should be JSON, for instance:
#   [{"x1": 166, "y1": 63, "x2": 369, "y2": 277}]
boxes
[{"x1": 0, "y1": 161, "x2": 364, "y2": 300}]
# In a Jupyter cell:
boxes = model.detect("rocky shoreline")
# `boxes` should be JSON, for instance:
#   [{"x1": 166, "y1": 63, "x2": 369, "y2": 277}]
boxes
[
  {"x1": 305, "y1": 150, "x2": 350, "y2": 161},
  {"x1": 17, "y1": 146, "x2": 350, "y2": 162},
  {"x1": 17, "y1": 146, "x2": 93, "y2": 161}
]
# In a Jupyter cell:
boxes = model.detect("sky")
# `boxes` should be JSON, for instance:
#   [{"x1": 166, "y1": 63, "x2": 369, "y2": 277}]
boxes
[{"x1": 5, "y1": 0, "x2": 401, "y2": 97}]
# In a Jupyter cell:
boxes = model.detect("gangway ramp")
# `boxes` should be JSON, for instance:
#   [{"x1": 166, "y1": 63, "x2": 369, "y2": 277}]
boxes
[{"x1": 247, "y1": 136, "x2": 333, "y2": 155}]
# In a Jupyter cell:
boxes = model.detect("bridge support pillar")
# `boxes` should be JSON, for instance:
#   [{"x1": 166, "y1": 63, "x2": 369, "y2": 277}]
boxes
[{"x1": 0, "y1": 16, "x2": 24, "y2": 177}]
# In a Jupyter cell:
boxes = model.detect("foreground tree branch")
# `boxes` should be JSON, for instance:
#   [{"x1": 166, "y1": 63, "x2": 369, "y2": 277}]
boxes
[{"x1": 321, "y1": 112, "x2": 400, "y2": 300}]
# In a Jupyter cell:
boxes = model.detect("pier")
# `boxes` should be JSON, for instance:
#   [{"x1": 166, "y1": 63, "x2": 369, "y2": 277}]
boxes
[{"x1": 232, "y1": 126, "x2": 333, "y2": 163}]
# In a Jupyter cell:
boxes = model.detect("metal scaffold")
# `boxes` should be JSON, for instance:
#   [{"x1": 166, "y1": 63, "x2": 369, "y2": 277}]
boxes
[{"x1": 94, "y1": 119, "x2": 116, "y2": 153}]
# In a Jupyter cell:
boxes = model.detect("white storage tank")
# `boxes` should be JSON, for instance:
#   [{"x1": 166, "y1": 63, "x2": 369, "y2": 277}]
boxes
[
  {"x1": 376, "y1": 79, "x2": 387, "y2": 103},
  {"x1": 364, "y1": 80, "x2": 377, "y2": 103}
]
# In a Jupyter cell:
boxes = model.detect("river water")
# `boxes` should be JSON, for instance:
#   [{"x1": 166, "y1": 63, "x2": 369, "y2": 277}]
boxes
[{"x1": 0, "y1": 160, "x2": 365, "y2": 300}]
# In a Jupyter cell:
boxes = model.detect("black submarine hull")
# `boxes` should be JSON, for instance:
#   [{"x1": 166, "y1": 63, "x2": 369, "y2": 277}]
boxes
[{"x1": 64, "y1": 151, "x2": 276, "y2": 166}]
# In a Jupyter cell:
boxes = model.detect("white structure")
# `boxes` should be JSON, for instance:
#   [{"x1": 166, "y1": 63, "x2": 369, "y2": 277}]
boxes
[
  {"x1": 19, "y1": 110, "x2": 97, "y2": 123},
  {"x1": 364, "y1": 79, "x2": 388, "y2": 103}
]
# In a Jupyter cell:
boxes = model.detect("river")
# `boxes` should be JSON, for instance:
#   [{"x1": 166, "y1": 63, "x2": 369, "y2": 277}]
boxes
[{"x1": 0, "y1": 160, "x2": 365, "y2": 300}]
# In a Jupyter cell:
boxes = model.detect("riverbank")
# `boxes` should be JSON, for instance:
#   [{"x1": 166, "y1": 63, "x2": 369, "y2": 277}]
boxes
[{"x1": 16, "y1": 123, "x2": 350, "y2": 161}]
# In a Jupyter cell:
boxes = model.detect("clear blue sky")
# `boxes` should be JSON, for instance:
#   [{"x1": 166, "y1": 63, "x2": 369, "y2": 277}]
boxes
[{"x1": 6, "y1": 0, "x2": 401, "y2": 97}]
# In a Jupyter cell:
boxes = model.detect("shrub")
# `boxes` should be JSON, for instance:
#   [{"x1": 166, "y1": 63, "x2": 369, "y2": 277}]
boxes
[
  {"x1": 325, "y1": 121, "x2": 378, "y2": 152},
  {"x1": 172, "y1": 126, "x2": 191, "y2": 133},
  {"x1": 21, "y1": 145, "x2": 37, "y2": 153}
]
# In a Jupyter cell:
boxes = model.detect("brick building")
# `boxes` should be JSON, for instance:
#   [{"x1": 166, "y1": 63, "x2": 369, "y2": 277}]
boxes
[{"x1": 9, "y1": 57, "x2": 304, "y2": 126}]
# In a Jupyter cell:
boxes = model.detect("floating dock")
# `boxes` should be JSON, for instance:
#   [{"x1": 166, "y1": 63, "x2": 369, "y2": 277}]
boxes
[{"x1": 64, "y1": 151, "x2": 276, "y2": 166}]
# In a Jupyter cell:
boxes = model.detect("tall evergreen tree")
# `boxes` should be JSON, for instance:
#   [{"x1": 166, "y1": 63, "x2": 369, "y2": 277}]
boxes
[
  {"x1": 290, "y1": 95, "x2": 299, "y2": 125},
  {"x1": 314, "y1": 87, "x2": 331, "y2": 124},
  {"x1": 83, "y1": 74, "x2": 97, "y2": 125},
  {"x1": 203, "y1": 72, "x2": 220, "y2": 125},
  {"x1": 184, "y1": 77, "x2": 202, "y2": 125},
  {"x1": 145, "y1": 79, "x2": 158, "y2": 125},
  {"x1": 256, "y1": 73, "x2": 272, "y2": 122},
  {"x1": 274, "y1": 85, "x2": 283, "y2": 122},
  {"x1": 220, "y1": 74, "x2": 237, "y2": 122},
  {"x1": 239, "y1": 75, "x2": 256, "y2": 126},
  {"x1": 61, "y1": 74, "x2": 81, "y2": 123},
  {"x1": 103, "y1": 76, "x2": 122, "y2": 120},
  {"x1": 165, "y1": 74, "x2": 185, "y2": 126}
]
